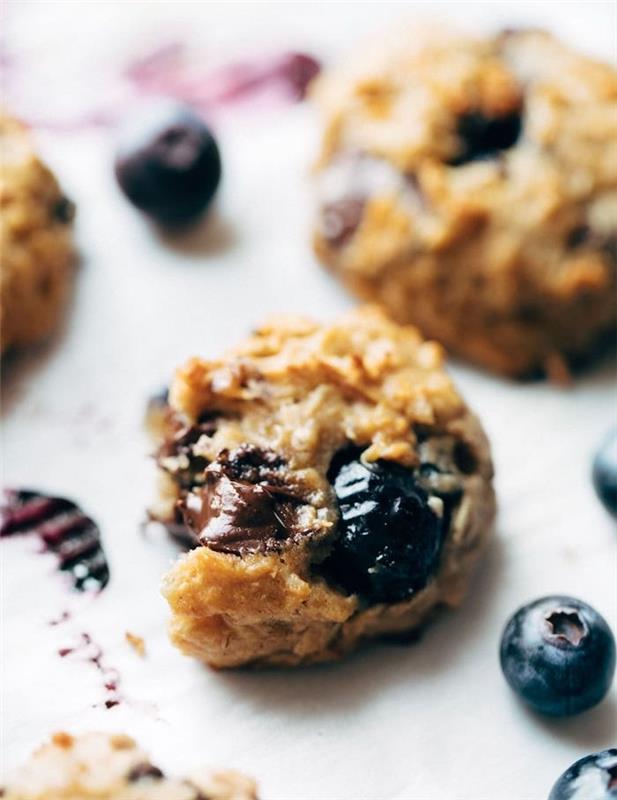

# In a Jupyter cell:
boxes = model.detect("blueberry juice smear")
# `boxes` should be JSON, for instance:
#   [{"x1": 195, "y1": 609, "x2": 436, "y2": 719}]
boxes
[{"x1": 0, "y1": 489, "x2": 109, "y2": 591}]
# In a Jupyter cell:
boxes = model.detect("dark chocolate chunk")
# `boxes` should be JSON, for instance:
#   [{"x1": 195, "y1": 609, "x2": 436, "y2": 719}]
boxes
[
  {"x1": 0, "y1": 489, "x2": 109, "y2": 591},
  {"x1": 178, "y1": 445, "x2": 301, "y2": 554}
]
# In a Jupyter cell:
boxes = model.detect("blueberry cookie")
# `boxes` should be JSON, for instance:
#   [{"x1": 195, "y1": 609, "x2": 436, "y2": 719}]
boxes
[
  {"x1": 312, "y1": 28, "x2": 617, "y2": 379},
  {"x1": 1, "y1": 115, "x2": 75, "y2": 354},
  {"x1": 150, "y1": 307, "x2": 495, "y2": 667},
  {"x1": 2, "y1": 732, "x2": 258, "y2": 799}
]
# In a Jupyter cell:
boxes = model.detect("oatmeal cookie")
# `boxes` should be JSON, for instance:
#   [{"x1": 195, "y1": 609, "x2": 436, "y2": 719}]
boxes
[
  {"x1": 2, "y1": 732, "x2": 258, "y2": 799},
  {"x1": 0, "y1": 114, "x2": 75, "y2": 354},
  {"x1": 151, "y1": 307, "x2": 495, "y2": 667},
  {"x1": 312, "y1": 28, "x2": 617, "y2": 378}
]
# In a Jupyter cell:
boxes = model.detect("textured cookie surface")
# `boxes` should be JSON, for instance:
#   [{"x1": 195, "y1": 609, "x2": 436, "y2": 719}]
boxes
[
  {"x1": 152, "y1": 307, "x2": 495, "y2": 667},
  {"x1": 2, "y1": 732, "x2": 258, "y2": 799},
  {"x1": 0, "y1": 115, "x2": 75, "y2": 354},
  {"x1": 312, "y1": 28, "x2": 617, "y2": 378}
]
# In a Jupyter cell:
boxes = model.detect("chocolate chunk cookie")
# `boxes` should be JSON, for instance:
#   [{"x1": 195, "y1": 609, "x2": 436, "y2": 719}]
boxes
[
  {"x1": 1, "y1": 115, "x2": 75, "y2": 354},
  {"x1": 151, "y1": 307, "x2": 495, "y2": 667},
  {"x1": 2, "y1": 732, "x2": 258, "y2": 799},
  {"x1": 312, "y1": 28, "x2": 617, "y2": 378}
]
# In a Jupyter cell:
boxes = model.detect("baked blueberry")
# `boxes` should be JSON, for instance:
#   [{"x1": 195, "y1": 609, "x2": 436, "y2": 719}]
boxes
[
  {"x1": 593, "y1": 429, "x2": 617, "y2": 517},
  {"x1": 548, "y1": 749, "x2": 617, "y2": 800},
  {"x1": 114, "y1": 100, "x2": 221, "y2": 226},
  {"x1": 449, "y1": 109, "x2": 522, "y2": 166},
  {"x1": 322, "y1": 449, "x2": 446, "y2": 604},
  {"x1": 500, "y1": 596, "x2": 616, "y2": 716}
]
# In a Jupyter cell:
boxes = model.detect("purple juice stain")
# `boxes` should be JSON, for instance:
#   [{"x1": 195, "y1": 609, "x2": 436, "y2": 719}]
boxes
[
  {"x1": 58, "y1": 632, "x2": 122, "y2": 710},
  {"x1": 1, "y1": 489, "x2": 110, "y2": 592}
]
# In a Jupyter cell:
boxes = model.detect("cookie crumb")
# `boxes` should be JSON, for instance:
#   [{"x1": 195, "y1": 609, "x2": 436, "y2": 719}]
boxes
[
  {"x1": 51, "y1": 732, "x2": 74, "y2": 749},
  {"x1": 125, "y1": 631, "x2": 146, "y2": 657}
]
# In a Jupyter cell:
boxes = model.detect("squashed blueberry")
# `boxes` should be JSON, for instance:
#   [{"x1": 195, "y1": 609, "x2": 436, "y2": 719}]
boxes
[
  {"x1": 500, "y1": 596, "x2": 616, "y2": 716},
  {"x1": 593, "y1": 429, "x2": 617, "y2": 517},
  {"x1": 322, "y1": 449, "x2": 446, "y2": 604},
  {"x1": 548, "y1": 749, "x2": 617, "y2": 800},
  {"x1": 114, "y1": 100, "x2": 221, "y2": 226},
  {"x1": 450, "y1": 110, "x2": 522, "y2": 165}
]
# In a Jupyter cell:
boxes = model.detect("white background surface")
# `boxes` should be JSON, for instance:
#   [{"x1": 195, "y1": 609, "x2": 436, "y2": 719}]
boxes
[{"x1": 2, "y1": 2, "x2": 616, "y2": 798}]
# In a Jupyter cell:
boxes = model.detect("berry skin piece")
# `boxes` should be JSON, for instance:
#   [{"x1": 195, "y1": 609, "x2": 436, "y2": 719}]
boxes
[
  {"x1": 548, "y1": 749, "x2": 617, "y2": 800},
  {"x1": 500, "y1": 596, "x2": 616, "y2": 717},
  {"x1": 114, "y1": 100, "x2": 221, "y2": 226},
  {"x1": 593, "y1": 429, "x2": 617, "y2": 517}
]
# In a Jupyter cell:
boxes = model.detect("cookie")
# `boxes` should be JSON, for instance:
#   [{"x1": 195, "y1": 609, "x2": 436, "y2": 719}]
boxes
[
  {"x1": 150, "y1": 306, "x2": 495, "y2": 667},
  {"x1": 0, "y1": 114, "x2": 75, "y2": 354},
  {"x1": 312, "y1": 28, "x2": 617, "y2": 378},
  {"x1": 2, "y1": 732, "x2": 258, "y2": 799}
]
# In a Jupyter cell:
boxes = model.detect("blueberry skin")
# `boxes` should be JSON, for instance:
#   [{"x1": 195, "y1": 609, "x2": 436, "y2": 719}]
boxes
[
  {"x1": 324, "y1": 451, "x2": 445, "y2": 604},
  {"x1": 114, "y1": 100, "x2": 221, "y2": 226},
  {"x1": 548, "y1": 749, "x2": 617, "y2": 800},
  {"x1": 500, "y1": 596, "x2": 616, "y2": 716},
  {"x1": 593, "y1": 429, "x2": 617, "y2": 517}
]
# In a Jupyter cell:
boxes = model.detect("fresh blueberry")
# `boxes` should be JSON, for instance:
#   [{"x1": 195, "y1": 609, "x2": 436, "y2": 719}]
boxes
[
  {"x1": 593, "y1": 429, "x2": 617, "y2": 517},
  {"x1": 321, "y1": 448, "x2": 446, "y2": 604},
  {"x1": 114, "y1": 100, "x2": 221, "y2": 226},
  {"x1": 500, "y1": 596, "x2": 616, "y2": 716},
  {"x1": 548, "y1": 749, "x2": 617, "y2": 800}
]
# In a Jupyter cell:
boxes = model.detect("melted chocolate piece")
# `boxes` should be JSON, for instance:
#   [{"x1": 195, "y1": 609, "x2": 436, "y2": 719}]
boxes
[
  {"x1": 178, "y1": 445, "x2": 301, "y2": 554},
  {"x1": 181, "y1": 479, "x2": 299, "y2": 554},
  {"x1": 321, "y1": 196, "x2": 366, "y2": 248},
  {"x1": 0, "y1": 489, "x2": 109, "y2": 591}
]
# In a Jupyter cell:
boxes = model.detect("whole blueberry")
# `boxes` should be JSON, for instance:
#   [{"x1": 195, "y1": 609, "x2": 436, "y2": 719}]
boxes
[
  {"x1": 114, "y1": 100, "x2": 221, "y2": 226},
  {"x1": 500, "y1": 596, "x2": 616, "y2": 716},
  {"x1": 322, "y1": 449, "x2": 447, "y2": 604},
  {"x1": 593, "y1": 429, "x2": 617, "y2": 517},
  {"x1": 548, "y1": 749, "x2": 617, "y2": 800}
]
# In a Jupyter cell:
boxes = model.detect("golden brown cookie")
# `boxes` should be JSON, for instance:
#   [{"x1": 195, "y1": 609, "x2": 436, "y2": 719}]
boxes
[
  {"x1": 2, "y1": 732, "x2": 258, "y2": 800},
  {"x1": 0, "y1": 115, "x2": 75, "y2": 354},
  {"x1": 312, "y1": 28, "x2": 617, "y2": 379},
  {"x1": 151, "y1": 307, "x2": 495, "y2": 667}
]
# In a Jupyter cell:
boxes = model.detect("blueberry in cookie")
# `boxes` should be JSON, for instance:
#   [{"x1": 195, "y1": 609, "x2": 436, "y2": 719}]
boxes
[
  {"x1": 312, "y1": 28, "x2": 617, "y2": 378},
  {"x1": 1, "y1": 732, "x2": 258, "y2": 799},
  {"x1": 1, "y1": 115, "x2": 75, "y2": 354},
  {"x1": 150, "y1": 306, "x2": 495, "y2": 667}
]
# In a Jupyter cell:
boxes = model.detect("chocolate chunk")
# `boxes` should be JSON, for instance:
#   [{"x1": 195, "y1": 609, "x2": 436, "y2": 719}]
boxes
[
  {"x1": 180, "y1": 474, "x2": 298, "y2": 554},
  {"x1": 127, "y1": 762, "x2": 165, "y2": 781},
  {"x1": 178, "y1": 445, "x2": 301, "y2": 554},
  {"x1": 321, "y1": 196, "x2": 366, "y2": 248},
  {"x1": 215, "y1": 443, "x2": 286, "y2": 485}
]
